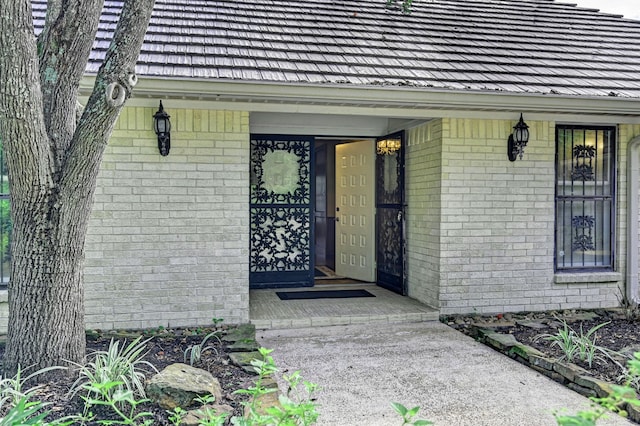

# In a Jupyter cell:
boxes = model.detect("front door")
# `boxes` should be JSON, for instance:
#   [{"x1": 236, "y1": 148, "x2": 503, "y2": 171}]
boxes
[
  {"x1": 249, "y1": 135, "x2": 314, "y2": 288},
  {"x1": 335, "y1": 141, "x2": 375, "y2": 282},
  {"x1": 375, "y1": 132, "x2": 406, "y2": 294}
]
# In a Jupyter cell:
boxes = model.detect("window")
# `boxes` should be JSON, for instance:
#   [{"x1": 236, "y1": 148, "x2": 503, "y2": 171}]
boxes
[
  {"x1": 555, "y1": 126, "x2": 615, "y2": 271},
  {"x1": 0, "y1": 139, "x2": 9, "y2": 286}
]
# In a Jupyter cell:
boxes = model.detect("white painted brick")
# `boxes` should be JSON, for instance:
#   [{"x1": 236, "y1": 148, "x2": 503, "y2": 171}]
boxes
[
  {"x1": 83, "y1": 108, "x2": 250, "y2": 331},
  {"x1": 410, "y1": 118, "x2": 637, "y2": 316}
]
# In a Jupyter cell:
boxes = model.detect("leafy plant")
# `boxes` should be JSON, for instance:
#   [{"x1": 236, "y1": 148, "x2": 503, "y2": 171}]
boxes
[
  {"x1": 391, "y1": 402, "x2": 433, "y2": 425},
  {"x1": 232, "y1": 347, "x2": 319, "y2": 426},
  {"x1": 68, "y1": 336, "x2": 157, "y2": 403},
  {"x1": 0, "y1": 396, "x2": 50, "y2": 426},
  {"x1": 555, "y1": 352, "x2": 640, "y2": 425},
  {"x1": 73, "y1": 381, "x2": 154, "y2": 425},
  {"x1": 184, "y1": 331, "x2": 221, "y2": 366},
  {"x1": 167, "y1": 406, "x2": 187, "y2": 426}
]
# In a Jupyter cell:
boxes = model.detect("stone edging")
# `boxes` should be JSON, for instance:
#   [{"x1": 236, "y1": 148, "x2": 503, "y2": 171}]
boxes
[
  {"x1": 223, "y1": 324, "x2": 283, "y2": 415},
  {"x1": 471, "y1": 326, "x2": 640, "y2": 423}
]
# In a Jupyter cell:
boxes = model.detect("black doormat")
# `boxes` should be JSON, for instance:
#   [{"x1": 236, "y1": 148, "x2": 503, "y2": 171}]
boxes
[
  {"x1": 276, "y1": 289, "x2": 375, "y2": 300},
  {"x1": 314, "y1": 268, "x2": 328, "y2": 277}
]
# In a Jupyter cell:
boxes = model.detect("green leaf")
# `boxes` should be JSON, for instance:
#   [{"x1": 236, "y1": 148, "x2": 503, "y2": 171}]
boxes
[{"x1": 391, "y1": 402, "x2": 408, "y2": 416}]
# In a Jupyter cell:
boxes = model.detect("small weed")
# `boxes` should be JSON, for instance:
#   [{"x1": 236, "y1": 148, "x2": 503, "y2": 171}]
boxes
[
  {"x1": 391, "y1": 402, "x2": 433, "y2": 425},
  {"x1": 74, "y1": 380, "x2": 154, "y2": 425},
  {"x1": 233, "y1": 347, "x2": 319, "y2": 426},
  {"x1": 167, "y1": 406, "x2": 187, "y2": 426},
  {"x1": 143, "y1": 325, "x2": 166, "y2": 336}
]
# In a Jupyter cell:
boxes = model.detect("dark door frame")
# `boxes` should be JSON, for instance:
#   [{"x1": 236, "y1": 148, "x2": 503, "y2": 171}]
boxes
[{"x1": 375, "y1": 131, "x2": 406, "y2": 295}]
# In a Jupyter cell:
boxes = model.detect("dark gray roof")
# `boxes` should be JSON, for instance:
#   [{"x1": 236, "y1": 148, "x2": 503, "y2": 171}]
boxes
[{"x1": 32, "y1": 0, "x2": 640, "y2": 98}]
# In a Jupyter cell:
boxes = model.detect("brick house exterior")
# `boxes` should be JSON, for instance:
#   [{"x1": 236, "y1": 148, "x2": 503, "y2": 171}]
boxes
[{"x1": 1, "y1": 0, "x2": 639, "y2": 332}]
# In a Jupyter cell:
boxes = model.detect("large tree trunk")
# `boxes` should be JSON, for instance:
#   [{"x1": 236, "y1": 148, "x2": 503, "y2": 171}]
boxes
[{"x1": 0, "y1": 0, "x2": 155, "y2": 377}]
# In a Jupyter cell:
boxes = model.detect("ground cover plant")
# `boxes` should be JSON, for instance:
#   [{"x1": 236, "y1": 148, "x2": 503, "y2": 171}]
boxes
[
  {"x1": 0, "y1": 323, "x2": 425, "y2": 425},
  {"x1": 0, "y1": 326, "x2": 256, "y2": 424}
]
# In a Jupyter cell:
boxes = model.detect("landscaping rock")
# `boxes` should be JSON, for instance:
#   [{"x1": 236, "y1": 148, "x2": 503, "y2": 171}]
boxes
[
  {"x1": 182, "y1": 404, "x2": 234, "y2": 425},
  {"x1": 484, "y1": 332, "x2": 518, "y2": 350},
  {"x1": 147, "y1": 363, "x2": 223, "y2": 410},
  {"x1": 244, "y1": 389, "x2": 282, "y2": 417},
  {"x1": 229, "y1": 351, "x2": 264, "y2": 374},
  {"x1": 563, "y1": 312, "x2": 600, "y2": 322},
  {"x1": 627, "y1": 401, "x2": 640, "y2": 423},
  {"x1": 228, "y1": 339, "x2": 260, "y2": 352},
  {"x1": 223, "y1": 324, "x2": 256, "y2": 343},
  {"x1": 553, "y1": 361, "x2": 589, "y2": 383},
  {"x1": 515, "y1": 320, "x2": 547, "y2": 330}
]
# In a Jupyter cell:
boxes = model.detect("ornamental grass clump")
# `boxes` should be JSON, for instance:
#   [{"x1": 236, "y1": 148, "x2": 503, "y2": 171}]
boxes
[
  {"x1": 183, "y1": 331, "x2": 222, "y2": 366},
  {"x1": 68, "y1": 335, "x2": 157, "y2": 403},
  {"x1": 535, "y1": 319, "x2": 620, "y2": 368}
]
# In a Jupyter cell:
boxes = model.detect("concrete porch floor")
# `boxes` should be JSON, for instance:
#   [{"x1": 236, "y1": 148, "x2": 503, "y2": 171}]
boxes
[{"x1": 250, "y1": 283, "x2": 439, "y2": 329}]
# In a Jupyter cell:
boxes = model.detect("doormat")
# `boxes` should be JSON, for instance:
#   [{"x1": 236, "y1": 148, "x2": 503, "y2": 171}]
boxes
[
  {"x1": 276, "y1": 289, "x2": 375, "y2": 300},
  {"x1": 314, "y1": 267, "x2": 328, "y2": 277}
]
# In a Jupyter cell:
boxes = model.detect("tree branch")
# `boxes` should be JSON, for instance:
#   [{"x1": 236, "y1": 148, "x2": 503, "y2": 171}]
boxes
[
  {"x1": 37, "y1": 0, "x2": 104, "y2": 173},
  {"x1": 61, "y1": 0, "x2": 155, "y2": 199},
  {"x1": 0, "y1": 0, "x2": 54, "y2": 198}
]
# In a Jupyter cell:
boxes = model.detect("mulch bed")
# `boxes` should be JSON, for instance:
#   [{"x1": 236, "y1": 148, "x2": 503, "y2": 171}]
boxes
[
  {"x1": 0, "y1": 327, "x2": 256, "y2": 424},
  {"x1": 447, "y1": 309, "x2": 640, "y2": 387}
]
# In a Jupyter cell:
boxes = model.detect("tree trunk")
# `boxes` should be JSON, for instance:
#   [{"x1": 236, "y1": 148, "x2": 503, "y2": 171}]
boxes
[
  {"x1": 0, "y1": 0, "x2": 155, "y2": 378},
  {"x1": 5, "y1": 199, "x2": 87, "y2": 373}
]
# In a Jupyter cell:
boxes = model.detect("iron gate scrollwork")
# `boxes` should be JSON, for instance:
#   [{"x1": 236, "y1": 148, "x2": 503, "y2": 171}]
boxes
[{"x1": 250, "y1": 136, "x2": 314, "y2": 288}]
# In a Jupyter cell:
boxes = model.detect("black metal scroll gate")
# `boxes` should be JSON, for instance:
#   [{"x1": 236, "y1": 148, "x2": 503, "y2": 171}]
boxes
[
  {"x1": 249, "y1": 135, "x2": 314, "y2": 288},
  {"x1": 375, "y1": 132, "x2": 406, "y2": 295}
]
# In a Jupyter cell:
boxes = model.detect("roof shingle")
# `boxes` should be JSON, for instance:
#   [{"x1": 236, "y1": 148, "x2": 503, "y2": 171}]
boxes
[{"x1": 32, "y1": 0, "x2": 640, "y2": 98}]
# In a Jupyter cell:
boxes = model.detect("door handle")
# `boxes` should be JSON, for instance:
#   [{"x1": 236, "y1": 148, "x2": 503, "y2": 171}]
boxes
[{"x1": 397, "y1": 211, "x2": 403, "y2": 221}]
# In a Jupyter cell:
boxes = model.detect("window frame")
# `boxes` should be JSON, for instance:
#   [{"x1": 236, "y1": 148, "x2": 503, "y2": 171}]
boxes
[{"x1": 554, "y1": 125, "x2": 616, "y2": 272}]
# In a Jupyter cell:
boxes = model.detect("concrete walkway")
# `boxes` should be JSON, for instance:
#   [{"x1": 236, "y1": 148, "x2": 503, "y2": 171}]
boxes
[{"x1": 258, "y1": 321, "x2": 633, "y2": 426}]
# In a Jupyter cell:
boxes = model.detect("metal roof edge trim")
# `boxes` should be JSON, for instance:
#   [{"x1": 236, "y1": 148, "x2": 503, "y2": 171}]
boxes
[{"x1": 80, "y1": 76, "x2": 640, "y2": 118}]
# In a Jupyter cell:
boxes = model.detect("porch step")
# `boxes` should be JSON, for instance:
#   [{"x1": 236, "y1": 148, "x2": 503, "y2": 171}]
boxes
[{"x1": 249, "y1": 284, "x2": 439, "y2": 330}]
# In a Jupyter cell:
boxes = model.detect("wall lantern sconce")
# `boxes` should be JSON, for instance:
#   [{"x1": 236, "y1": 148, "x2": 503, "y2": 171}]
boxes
[
  {"x1": 376, "y1": 138, "x2": 402, "y2": 155},
  {"x1": 507, "y1": 113, "x2": 530, "y2": 161},
  {"x1": 153, "y1": 101, "x2": 171, "y2": 156}
]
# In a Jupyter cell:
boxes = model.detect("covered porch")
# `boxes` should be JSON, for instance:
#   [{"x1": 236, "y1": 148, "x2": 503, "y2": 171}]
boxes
[{"x1": 249, "y1": 283, "x2": 439, "y2": 329}]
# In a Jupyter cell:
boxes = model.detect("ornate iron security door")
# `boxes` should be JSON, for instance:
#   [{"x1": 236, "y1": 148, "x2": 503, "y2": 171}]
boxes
[
  {"x1": 250, "y1": 135, "x2": 314, "y2": 288},
  {"x1": 375, "y1": 132, "x2": 406, "y2": 295}
]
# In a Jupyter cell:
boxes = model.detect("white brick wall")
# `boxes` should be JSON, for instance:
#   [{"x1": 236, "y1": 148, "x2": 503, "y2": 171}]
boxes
[
  {"x1": 83, "y1": 107, "x2": 250, "y2": 330},
  {"x1": 406, "y1": 120, "x2": 443, "y2": 309},
  {"x1": 408, "y1": 118, "x2": 636, "y2": 315},
  {"x1": 1, "y1": 116, "x2": 638, "y2": 334}
]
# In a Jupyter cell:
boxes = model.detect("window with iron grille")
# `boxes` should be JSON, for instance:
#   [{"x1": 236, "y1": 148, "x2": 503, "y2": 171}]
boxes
[{"x1": 555, "y1": 126, "x2": 615, "y2": 271}]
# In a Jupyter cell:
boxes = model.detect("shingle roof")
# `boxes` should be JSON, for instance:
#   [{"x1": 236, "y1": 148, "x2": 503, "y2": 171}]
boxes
[{"x1": 32, "y1": 0, "x2": 640, "y2": 98}]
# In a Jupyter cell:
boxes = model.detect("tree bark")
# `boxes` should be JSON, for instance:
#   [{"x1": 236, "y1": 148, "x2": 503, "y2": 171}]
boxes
[{"x1": 0, "y1": 0, "x2": 155, "y2": 377}]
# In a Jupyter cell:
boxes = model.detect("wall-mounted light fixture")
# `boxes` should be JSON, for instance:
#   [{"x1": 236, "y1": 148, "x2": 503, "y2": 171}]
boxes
[
  {"x1": 507, "y1": 113, "x2": 530, "y2": 161},
  {"x1": 153, "y1": 101, "x2": 171, "y2": 156},
  {"x1": 376, "y1": 137, "x2": 402, "y2": 155}
]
